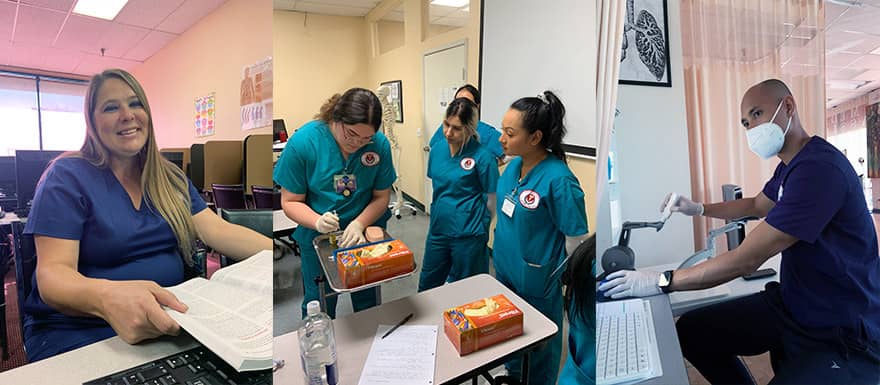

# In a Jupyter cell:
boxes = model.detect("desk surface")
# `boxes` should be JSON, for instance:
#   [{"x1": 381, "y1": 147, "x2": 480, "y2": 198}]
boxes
[
  {"x1": 0, "y1": 335, "x2": 198, "y2": 383},
  {"x1": 273, "y1": 274, "x2": 558, "y2": 385},
  {"x1": 647, "y1": 254, "x2": 781, "y2": 316},
  {"x1": 641, "y1": 294, "x2": 689, "y2": 385},
  {"x1": 0, "y1": 212, "x2": 22, "y2": 226},
  {"x1": 273, "y1": 209, "x2": 297, "y2": 232}
]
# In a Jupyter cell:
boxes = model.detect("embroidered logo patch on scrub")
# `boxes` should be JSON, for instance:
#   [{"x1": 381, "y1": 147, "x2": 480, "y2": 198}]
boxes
[
  {"x1": 361, "y1": 151, "x2": 380, "y2": 167},
  {"x1": 519, "y1": 190, "x2": 540, "y2": 209},
  {"x1": 460, "y1": 157, "x2": 475, "y2": 171}
]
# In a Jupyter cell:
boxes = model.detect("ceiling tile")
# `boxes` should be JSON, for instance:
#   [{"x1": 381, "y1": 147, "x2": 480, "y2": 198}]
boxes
[
  {"x1": 826, "y1": 52, "x2": 862, "y2": 68},
  {"x1": 75, "y1": 53, "x2": 141, "y2": 76},
  {"x1": 851, "y1": 54, "x2": 880, "y2": 68},
  {"x1": 41, "y1": 47, "x2": 83, "y2": 73},
  {"x1": 828, "y1": 67, "x2": 868, "y2": 81},
  {"x1": 122, "y1": 29, "x2": 176, "y2": 61},
  {"x1": 853, "y1": 70, "x2": 880, "y2": 82},
  {"x1": 13, "y1": 4, "x2": 66, "y2": 46},
  {"x1": 156, "y1": 0, "x2": 226, "y2": 34},
  {"x1": 19, "y1": 0, "x2": 74, "y2": 12},
  {"x1": 293, "y1": 1, "x2": 373, "y2": 17},
  {"x1": 96, "y1": 23, "x2": 150, "y2": 57},
  {"x1": 54, "y1": 14, "x2": 112, "y2": 53},
  {"x1": 0, "y1": 2, "x2": 16, "y2": 42},
  {"x1": 115, "y1": 0, "x2": 185, "y2": 30}
]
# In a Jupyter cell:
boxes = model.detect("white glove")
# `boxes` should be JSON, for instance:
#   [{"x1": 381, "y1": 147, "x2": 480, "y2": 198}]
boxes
[
  {"x1": 339, "y1": 220, "x2": 366, "y2": 248},
  {"x1": 598, "y1": 270, "x2": 662, "y2": 299},
  {"x1": 660, "y1": 193, "x2": 703, "y2": 217},
  {"x1": 315, "y1": 212, "x2": 340, "y2": 234}
]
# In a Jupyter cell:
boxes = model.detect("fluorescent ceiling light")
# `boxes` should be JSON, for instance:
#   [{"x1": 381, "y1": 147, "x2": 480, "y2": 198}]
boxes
[
  {"x1": 827, "y1": 0, "x2": 862, "y2": 6},
  {"x1": 431, "y1": 0, "x2": 469, "y2": 7},
  {"x1": 73, "y1": 0, "x2": 129, "y2": 20},
  {"x1": 828, "y1": 80, "x2": 868, "y2": 90}
]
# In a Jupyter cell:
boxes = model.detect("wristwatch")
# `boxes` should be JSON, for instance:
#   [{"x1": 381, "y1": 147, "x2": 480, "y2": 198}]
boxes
[{"x1": 658, "y1": 270, "x2": 675, "y2": 293}]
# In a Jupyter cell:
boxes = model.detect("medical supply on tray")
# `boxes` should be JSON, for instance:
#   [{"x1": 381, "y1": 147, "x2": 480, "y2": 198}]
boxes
[{"x1": 334, "y1": 239, "x2": 414, "y2": 288}]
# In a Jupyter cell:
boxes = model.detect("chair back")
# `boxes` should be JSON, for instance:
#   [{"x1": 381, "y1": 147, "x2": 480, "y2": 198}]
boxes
[
  {"x1": 218, "y1": 209, "x2": 272, "y2": 266},
  {"x1": 251, "y1": 185, "x2": 280, "y2": 210},
  {"x1": 211, "y1": 183, "x2": 246, "y2": 210}
]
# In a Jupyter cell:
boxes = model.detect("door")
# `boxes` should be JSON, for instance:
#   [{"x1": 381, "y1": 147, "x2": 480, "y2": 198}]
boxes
[{"x1": 422, "y1": 42, "x2": 467, "y2": 214}]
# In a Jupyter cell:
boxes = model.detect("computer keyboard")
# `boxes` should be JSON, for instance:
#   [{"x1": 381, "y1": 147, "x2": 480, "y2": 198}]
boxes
[
  {"x1": 82, "y1": 346, "x2": 271, "y2": 385},
  {"x1": 597, "y1": 298, "x2": 662, "y2": 385}
]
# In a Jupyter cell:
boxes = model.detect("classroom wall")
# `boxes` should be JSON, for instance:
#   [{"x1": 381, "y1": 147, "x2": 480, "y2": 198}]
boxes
[
  {"x1": 363, "y1": 0, "x2": 596, "y2": 229},
  {"x1": 132, "y1": 0, "x2": 273, "y2": 149},
  {"x1": 273, "y1": 11, "x2": 370, "y2": 130},
  {"x1": 602, "y1": 0, "x2": 694, "y2": 267}
]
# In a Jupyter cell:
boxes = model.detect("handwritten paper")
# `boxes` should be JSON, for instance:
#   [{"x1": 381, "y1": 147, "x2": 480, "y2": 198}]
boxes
[{"x1": 358, "y1": 325, "x2": 438, "y2": 385}]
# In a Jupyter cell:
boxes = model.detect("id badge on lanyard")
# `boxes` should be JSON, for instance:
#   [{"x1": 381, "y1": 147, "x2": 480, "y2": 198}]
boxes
[
  {"x1": 334, "y1": 174, "x2": 357, "y2": 197},
  {"x1": 502, "y1": 194, "x2": 516, "y2": 218}
]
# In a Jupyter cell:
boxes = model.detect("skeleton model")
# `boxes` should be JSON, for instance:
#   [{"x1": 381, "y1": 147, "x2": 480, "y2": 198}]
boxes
[{"x1": 377, "y1": 86, "x2": 418, "y2": 219}]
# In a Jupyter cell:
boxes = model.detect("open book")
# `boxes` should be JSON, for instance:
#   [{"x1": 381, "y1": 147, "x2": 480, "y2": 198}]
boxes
[{"x1": 164, "y1": 250, "x2": 273, "y2": 372}]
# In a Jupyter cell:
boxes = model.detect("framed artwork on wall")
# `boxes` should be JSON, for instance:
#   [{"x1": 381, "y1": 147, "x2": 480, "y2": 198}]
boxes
[{"x1": 619, "y1": 0, "x2": 672, "y2": 87}]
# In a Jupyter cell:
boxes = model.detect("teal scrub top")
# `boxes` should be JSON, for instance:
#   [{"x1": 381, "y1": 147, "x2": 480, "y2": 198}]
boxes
[
  {"x1": 427, "y1": 135, "x2": 499, "y2": 237},
  {"x1": 430, "y1": 120, "x2": 504, "y2": 160},
  {"x1": 273, "y1": 120, "x2": 397, "y2": 241},
  {"x1": 493, "y1": 156, "x2": 588, "y2": 296}
]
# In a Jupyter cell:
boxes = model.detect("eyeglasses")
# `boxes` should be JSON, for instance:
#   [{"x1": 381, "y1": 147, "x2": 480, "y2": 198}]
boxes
[{"x1": 340, "y1": 123, "x2": 374, "y2": 144}]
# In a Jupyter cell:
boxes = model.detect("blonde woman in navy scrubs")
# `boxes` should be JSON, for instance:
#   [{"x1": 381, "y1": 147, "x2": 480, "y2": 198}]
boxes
[
  {"x1": 23, "y1": 69, "x2": 271, "y2": 361},
  {"x1": 418, "y1": 98, "x2": 498, "y2": 291},
  {"x1": 273, "y1": 88, "x2": 396, "y2": 318},
  {"x1": 493, "y1": 91, "x2": 589, "y2": 383}
]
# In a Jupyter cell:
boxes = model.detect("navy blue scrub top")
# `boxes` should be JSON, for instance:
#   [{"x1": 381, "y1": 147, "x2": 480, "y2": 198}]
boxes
[
  {"x1": 23, "y1": 157, "x2": 207, "y2": 333},
  {"x1": 762, "y1": 136, "x2": 880, "y2": 342}
]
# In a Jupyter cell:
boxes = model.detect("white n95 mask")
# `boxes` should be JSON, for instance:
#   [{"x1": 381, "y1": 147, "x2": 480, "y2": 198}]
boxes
[{"x1": 746, "y1": 99, "x2": 792, "y2": 159}]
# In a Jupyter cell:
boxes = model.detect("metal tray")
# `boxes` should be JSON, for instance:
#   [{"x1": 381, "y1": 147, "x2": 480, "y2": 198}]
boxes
[{"x1": 312, "y1": 231, "x2": 418, "y2": 294}]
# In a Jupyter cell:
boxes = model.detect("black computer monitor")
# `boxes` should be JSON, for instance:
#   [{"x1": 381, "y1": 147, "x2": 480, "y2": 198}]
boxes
[
  {"x1": 161, "y1": 151, "x2": 185, "y2": 170},
  {"x1": 273, "y1": 119, "x2": 288, "y2": 143},
  {"x1": 15, "y1": 150, "x2": 64, "y2": 210},
  {"x1": 0, "y1": 156, "x2": 15, "y2": 195}
]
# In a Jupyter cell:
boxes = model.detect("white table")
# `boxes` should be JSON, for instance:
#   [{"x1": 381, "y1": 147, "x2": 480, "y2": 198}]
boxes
[
  {"x1": 274, "y1": 274, "x2": 559, "y2": 385},
  {"x1": 273, "y1": 209, "x2": 297, "y2": 233},
  {"x1": 0, "y1": 335, "x2": 198, "y2": 384},
  {"x1": 646, "y1": 254, "x2": 781, "y2": 316}
]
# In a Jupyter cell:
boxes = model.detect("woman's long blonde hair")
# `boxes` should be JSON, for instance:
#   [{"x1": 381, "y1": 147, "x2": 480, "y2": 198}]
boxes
[{"x1": 62, "y1": 69, "x2": 198, "y2": 264}]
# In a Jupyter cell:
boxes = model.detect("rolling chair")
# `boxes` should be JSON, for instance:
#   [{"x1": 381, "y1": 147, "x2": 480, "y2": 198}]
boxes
[
  {"x1": 12, "y1": 222, "x2": 206, "y2": 358},
  {"x1": 218, "y1": 209, "x2": 272, "y2": 267},
  {"x1": 211, "y1": 184, "x2": 246, "y2": 211},
  {"x1": 251, "y1": 185, "x2": 280, "y2": 210}
]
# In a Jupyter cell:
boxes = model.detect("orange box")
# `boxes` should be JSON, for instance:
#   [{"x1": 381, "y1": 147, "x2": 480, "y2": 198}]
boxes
[
  {"x1": 335, "y1": 239, "x2": 414, "y2": 288},
  {"x1": 443, "y1": 294, "x2": 524, "y2": 355}
]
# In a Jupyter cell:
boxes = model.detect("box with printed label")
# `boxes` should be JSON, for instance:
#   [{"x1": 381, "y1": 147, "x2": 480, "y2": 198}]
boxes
[
  {"x1": 443, "y1": 294, "x2": 524, "y2": 355},
  {"x1": 334, "y1": 239, "x2": 414, "y2": 288}
]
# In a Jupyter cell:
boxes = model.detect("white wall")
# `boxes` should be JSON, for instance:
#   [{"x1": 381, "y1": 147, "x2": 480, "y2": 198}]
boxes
[{"x1": 599, "y1": 0, "x2": 695, "y2": 269}]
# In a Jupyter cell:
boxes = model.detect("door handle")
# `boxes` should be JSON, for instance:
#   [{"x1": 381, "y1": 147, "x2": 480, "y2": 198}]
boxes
[{"x1": 423, "y1": 146, "x2": 430, "y2": 152}]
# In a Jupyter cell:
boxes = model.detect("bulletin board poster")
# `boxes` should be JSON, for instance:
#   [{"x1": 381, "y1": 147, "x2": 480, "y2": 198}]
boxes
[
  {"x1": 241, "y1": 57, "x2": 274, "y2": 131},
  {"x1": 867, "y1": 102, "x2": 880, "y2": 178},
  {"x1": 195, "y1": 93, "x2": 215, "y2": 137}
]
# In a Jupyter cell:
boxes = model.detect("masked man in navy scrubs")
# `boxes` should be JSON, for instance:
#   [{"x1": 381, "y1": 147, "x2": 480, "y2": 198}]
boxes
[{"x1": 599, "y1": 79, "x2": 880, "y2": 384}]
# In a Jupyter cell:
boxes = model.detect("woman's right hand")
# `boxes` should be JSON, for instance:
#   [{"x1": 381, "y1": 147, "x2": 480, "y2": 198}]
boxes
[{"x1": 97, "y1": 280, "x2": 188, "y2": 344}]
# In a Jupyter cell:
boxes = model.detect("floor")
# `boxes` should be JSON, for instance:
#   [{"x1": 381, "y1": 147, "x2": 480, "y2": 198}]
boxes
[{"x1": 272, "y1": 198, "x2": 571, "y2": 384}]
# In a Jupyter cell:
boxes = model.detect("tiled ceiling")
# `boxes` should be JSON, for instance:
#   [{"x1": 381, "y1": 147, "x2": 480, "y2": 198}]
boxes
[
  {"x1": 0, "y1": 0, "x2": 228, "y2": 77},
  {"x1": 273, "y1": 0, "x2": 469, "y2": 27},
  {"x1": 825, "y1": 0, "x2": 880, "y2": 107}
]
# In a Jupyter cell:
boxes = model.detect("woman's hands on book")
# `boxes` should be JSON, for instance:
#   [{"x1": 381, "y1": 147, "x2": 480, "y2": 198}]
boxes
[{"x1": 97, "y1": 280, "x2": 189, "y2": 344}]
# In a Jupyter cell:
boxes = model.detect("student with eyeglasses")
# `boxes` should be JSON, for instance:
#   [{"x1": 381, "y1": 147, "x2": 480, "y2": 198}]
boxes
[{"x1": 273, "y1": 87, "x2": 396, "y2": 318}]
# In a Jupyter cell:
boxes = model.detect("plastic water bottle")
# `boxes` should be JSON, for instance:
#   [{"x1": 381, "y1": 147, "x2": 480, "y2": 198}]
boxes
[{"x1": 298, "y1": 301, "x2": 338, "y2": 385}]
